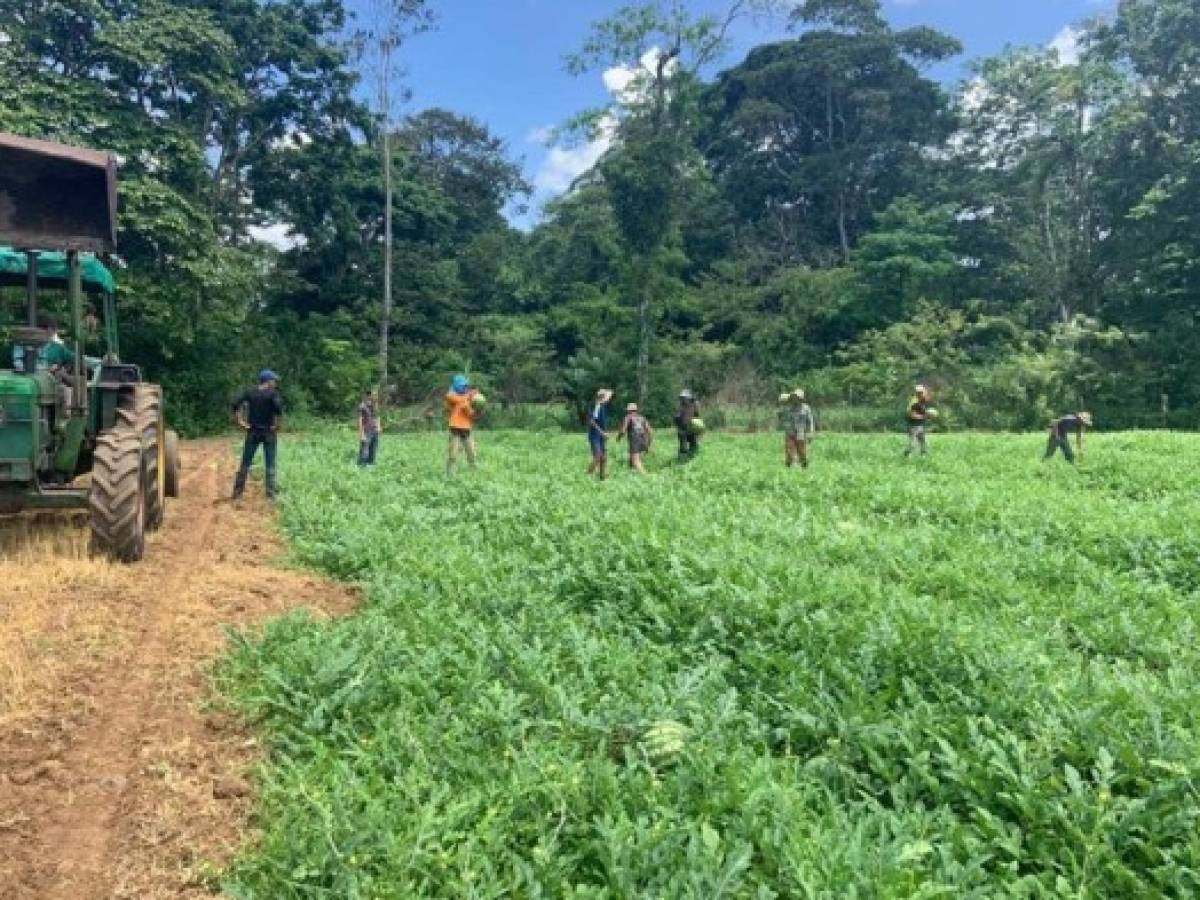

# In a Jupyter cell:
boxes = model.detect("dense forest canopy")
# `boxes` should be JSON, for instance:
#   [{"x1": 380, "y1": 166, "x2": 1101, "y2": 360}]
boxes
[{"x1": 0, "y1": 0, "x2": 1196, "y2": 431}]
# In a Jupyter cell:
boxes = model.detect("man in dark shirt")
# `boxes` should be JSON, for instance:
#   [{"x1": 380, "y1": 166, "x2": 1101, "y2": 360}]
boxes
[
  {"x1": 1045, "y1": 411, "x2": 1093, "y2": 463},
  {"x1": 675, "y1": 389, "x2": 701, "y2": 462},
  {"x1": 904, "y1": 385, "x2": 936, "y2": 457},
  {"x1": 232, "y1": 370, "x2": 283, "y2": 500}
]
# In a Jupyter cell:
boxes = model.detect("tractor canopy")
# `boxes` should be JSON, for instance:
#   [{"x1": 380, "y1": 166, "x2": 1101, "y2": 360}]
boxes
[
  {"x1": 0, "y1": 132, "x2": 118, "y2": 253},
  {"x1": 0, "y1": 248, "x2": 115, "y2": 294}
]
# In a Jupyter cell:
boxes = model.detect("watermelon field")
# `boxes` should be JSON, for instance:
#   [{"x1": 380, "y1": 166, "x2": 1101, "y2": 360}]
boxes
[{"x1": 218, "y1": 430, "x2": 1200, "y2": 897}]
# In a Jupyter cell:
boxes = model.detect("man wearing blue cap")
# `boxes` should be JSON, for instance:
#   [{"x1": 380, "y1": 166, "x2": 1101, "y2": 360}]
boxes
[{"x1": 232, "y1": 369, "x2": 283, "y2": 500}]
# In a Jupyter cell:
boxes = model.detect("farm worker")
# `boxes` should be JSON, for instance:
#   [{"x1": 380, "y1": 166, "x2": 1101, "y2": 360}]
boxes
[
  {"x1": 232, "y1": 369, "x2": 283, "y2": 500},
  {"x1": 1045, "y1": 411, "x2": 1093, "y2": 463},
  {"x1": 12, "y1": 315, "x2": 101, "y2": 374},
  {"x1": 617, "y1": 402, "x2": 654, "y2": 474},
  {"x1": 358, "y1": 389, "x2": 382, "y2": 467},
  {"x1": 586, "y1": 388, "x2": 614, "y2": 480},
  {"x1": 904, "y1": 384, "x2": 936, "y2": 457},
  {"x1": 781, "y1": 389, "x2": 816, "y2": 469},
  {"x1": 675, "y1": 389, "x2": 701, "y2": 462},
  {"x1": 445, "y1": 374, "x2": 480, "y2": 476}
]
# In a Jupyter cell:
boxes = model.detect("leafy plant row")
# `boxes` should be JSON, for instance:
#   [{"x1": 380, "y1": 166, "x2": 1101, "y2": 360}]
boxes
[{"x1": 218, "y1": 431, "x2": 1200, "y2": 898}]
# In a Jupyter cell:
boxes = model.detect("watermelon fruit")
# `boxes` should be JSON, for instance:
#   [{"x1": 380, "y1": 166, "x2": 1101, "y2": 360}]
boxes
[
  {"x1": 471, "y1": 393, "x2": 488, "y2": 411},
  {"x1": 642, "y1": 719, "x2": 689, "y2": 767},
  {"x1": 690, "y1": 418, "x2": 706, "y2": 435}
]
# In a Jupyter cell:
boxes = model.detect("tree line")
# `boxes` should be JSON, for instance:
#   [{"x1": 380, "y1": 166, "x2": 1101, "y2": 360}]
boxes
[{"x1": 1, "y1": 0, "x2": 1196, "y2": 432}]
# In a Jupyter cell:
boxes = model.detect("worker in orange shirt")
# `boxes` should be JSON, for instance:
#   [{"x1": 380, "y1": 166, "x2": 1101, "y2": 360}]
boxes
[{"x1": 445, "y1": 374, "x2": 481, "y2": 476}]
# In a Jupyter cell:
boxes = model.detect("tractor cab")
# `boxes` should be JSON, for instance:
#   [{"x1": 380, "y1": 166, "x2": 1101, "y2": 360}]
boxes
[{"x1": 0, "y1": 132, "x2": 178, "y2": 561}]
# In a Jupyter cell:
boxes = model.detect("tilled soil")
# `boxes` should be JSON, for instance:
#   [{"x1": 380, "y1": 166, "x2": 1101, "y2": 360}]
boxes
[{"x1": 0, "y1": 440, "x2": 357, "y2": 899}]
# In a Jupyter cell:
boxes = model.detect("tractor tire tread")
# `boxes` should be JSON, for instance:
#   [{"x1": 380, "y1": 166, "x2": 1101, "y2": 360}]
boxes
[
  {"x1": 117, "y1": 385, "x2": 164, "y2": 530},
  {"x1": 89, "y1": 428, "x2": 146, "y2": 563}
]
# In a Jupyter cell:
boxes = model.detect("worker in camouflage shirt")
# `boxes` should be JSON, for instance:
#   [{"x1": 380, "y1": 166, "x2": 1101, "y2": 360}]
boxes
[{"x1": 778, "y1": 389, "x2": 816, "y2": 468}]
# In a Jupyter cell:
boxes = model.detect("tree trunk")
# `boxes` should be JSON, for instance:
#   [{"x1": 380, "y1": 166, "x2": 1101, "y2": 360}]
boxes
[
  {"x1": 379, "y1": 38, "x2": 394, "y2": 400},
  {"x1": 837, "y1": 188, "x2": 851, "y2": 264},
  {"x1": 636, "y1": 258, "x2": 651, "y2": 408}
]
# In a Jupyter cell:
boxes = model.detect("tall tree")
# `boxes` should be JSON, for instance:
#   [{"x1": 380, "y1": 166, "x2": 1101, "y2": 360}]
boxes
[
  {"x1": 954, "y1": 47, "x2": 1126, "y2": 325},
  {"x1": 569, "y1": 0, "x2": 781, "y2": 404},
  {"x1": 703, "y1": 0, "x2": 960, "y2": 265},
  {"x1": 354, "y1": 0, "x2": 434, "y2": 396}
]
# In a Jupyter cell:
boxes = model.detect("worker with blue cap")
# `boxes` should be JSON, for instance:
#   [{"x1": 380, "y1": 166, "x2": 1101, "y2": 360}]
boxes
[{"x1": 231, "y1": 369, "x2": 283, "y2": 500}]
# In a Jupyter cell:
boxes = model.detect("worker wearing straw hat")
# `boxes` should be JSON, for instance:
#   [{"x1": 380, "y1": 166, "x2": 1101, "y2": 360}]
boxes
[
  {"x1": 617, "y1": 402, "x2": 654, "y2": 474},
  {"x1": 780, "y1": 389, "x2": 816, "y2": 469},
  {"x1": 1045, "y1": 411, "x2": 1094, "y2": 463},
  {"x1": 587, "y1": 388, "x2": 614, "y2": 480},
  {"x1": 904, "y1": 384, "x2": 937, "y2": 457}
]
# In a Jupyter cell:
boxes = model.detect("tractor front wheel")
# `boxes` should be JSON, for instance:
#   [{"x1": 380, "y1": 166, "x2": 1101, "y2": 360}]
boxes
[{"x1": 89, "y1": 429, "x2": 147, "y2": 564}]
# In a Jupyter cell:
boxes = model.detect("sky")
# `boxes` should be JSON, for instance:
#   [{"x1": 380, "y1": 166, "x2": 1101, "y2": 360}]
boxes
[{"x1": 354, "y1": 0, "x2": 1115, "y2": 227}]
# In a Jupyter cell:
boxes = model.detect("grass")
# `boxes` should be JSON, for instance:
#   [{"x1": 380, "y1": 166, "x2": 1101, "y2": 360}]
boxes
[{"x1": 217, "y1": 429, "x2": 1200, "y2": 898}]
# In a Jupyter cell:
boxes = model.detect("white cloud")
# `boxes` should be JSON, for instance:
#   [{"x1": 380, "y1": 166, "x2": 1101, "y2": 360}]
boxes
[
  {"x1": 534, "y1": 140, "x2": 611, "y2": 195},
  {"x1": 530, "y1": 48, "x2": 676, "y2": 203},
  {"x1": 603, "y1": 48, "x2": 677, "y2": 106},
  {"x1": 602, "y1": 65, "x2": 637, "y2": 96},
  {"x1": 1049, "y1": 25, "x2": 1081, "y2": 66},
  {"x1": 248, "y1": 222, "x2": 306, "y2": 252}
]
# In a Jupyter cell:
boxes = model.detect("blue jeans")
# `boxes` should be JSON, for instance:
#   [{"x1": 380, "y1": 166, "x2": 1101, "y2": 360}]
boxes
[
  {"x1": 234, "y1": 429, "x2": 277, "y2": 497},
  {"x1": 359, "y1": 432, "x2": 379, "y2": 466}
]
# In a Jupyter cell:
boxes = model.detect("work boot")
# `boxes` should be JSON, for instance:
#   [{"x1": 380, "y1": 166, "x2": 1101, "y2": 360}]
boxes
[{"x1": 232, "y1": 467, "x2": 249, "y2": 499}]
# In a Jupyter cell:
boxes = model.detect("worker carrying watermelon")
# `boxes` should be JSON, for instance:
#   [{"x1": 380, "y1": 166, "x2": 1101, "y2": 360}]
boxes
[
  {"x1": 445, "y1": 374, "x2": 484, "y2": 476},
  {"x1": 904, "y1": 384, "x2": 938, "y2": 457},
  {"x1": 675, "y1": 389, "x2": 703, "y2": 462},
  {"x1": 779, "y1": 389, "x2": 816, "y2": 469},
  {"x1": 1045, "y1": 411, "x2": 1093, "y2": 463}
]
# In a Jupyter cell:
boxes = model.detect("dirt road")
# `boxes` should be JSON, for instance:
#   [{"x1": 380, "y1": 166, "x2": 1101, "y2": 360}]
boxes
[{"x1": 0, "y1": 440, "x2": 356, "y2": 899}]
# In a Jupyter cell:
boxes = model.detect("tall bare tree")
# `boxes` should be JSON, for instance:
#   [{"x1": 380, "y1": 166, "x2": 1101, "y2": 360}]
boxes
[{"x1": 355, "y1": 0, "x2": 433, "y2": 400}]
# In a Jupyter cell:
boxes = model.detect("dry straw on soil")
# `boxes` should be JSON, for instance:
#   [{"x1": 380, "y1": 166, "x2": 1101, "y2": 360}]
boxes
[{"x1": 0, "y1": 514, "x2": 125, "y2": 728}]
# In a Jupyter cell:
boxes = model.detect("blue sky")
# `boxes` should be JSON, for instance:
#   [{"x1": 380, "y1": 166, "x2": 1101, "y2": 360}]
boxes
[{"x1": 357, "y1": 0, "x2": 1114, "y2": 225}]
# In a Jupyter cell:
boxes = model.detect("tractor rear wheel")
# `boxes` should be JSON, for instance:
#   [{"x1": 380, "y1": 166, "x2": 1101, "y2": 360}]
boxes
[
  {"x1": 89, "y1": 428, "x2": 147, "y2": 563},
  {"x1": 117, "y1": 385, "x2": 165, "y2": 530},
  {"x1": 164, "y1": 429, "x2": 181, "y2": 498}
]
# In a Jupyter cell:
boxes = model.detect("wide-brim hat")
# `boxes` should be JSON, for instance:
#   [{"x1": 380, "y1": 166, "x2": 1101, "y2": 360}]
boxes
[
  {"x1": 626, "y1": 402, "x2": 639, "y2": 412},
  {"x1": 679, "y1": 389, "x2": 695, "y2": 400}
]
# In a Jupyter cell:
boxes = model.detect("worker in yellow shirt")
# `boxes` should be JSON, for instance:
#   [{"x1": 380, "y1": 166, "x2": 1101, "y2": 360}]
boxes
[{"x1": 445, "y1": 374, "x2": 481, "y2": 476}]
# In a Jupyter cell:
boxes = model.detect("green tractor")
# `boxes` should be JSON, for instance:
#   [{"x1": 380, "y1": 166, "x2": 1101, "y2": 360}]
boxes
[{"x1": 0, "y1": 132, "x2": 180, "y2": 561}]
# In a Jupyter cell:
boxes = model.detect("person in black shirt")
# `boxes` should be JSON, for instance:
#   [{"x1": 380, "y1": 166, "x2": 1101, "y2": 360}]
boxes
[
  {"x1": 675, "y1": 389, "x2": 701, "y2": 462},
  {"x1": 1045, "y1": 411, "x2": 1093, "y2": 463},
  {"x1": 232, "y1": 370, "x2": 283, "y2": 500},
  {"x1": 904, "y1": 385, "x2": 937, "y2": 457}
]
